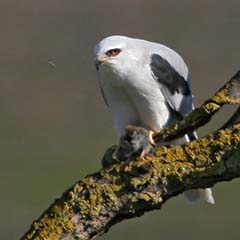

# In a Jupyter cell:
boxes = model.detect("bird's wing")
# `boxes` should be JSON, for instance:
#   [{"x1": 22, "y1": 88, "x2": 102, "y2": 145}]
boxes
[
  {"x1": 99, "y1": 83, "x2": 109, "y2": 107},
  {"x1": 150, "y1": 53, "x2": 193, "y2": 117}
]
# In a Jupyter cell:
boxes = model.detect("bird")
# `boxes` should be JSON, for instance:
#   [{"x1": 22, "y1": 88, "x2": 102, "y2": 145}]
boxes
[{"x1": 94, "y1": 35, "x2": 214, "y2": 204}]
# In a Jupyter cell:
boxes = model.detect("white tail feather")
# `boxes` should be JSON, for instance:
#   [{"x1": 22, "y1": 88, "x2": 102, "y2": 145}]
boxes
[{"x1": 183, "y1": 188, "x2": 215, "y2": 204}]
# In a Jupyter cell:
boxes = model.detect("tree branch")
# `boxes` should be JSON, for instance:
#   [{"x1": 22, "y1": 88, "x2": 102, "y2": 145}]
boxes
[
  {"x1": 20, "y1": 71, "x2": 240, "y2": 240},
  {"x1": 154, "y1": 70, "x2": 240, "y2": 142}
]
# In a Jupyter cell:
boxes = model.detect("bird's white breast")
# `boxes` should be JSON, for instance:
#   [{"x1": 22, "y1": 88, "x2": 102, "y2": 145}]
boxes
[{"x1": 98, "y1": 63, "x2": 170, "y2": 136}]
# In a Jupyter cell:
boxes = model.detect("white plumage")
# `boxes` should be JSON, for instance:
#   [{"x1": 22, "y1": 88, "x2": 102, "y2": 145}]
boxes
[{"x1": 94, "y1": 35, "x2": 214, "y2": 204}]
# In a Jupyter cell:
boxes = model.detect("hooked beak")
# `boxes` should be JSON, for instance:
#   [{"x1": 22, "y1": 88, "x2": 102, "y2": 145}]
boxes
[{"x1": 95, "y1": 56, "x2": 109, "y2": 70}]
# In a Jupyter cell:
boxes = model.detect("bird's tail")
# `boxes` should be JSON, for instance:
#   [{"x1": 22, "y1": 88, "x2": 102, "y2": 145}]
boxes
[{"x1": 183, "y1": 188, "x2": 215, "y2": 204}]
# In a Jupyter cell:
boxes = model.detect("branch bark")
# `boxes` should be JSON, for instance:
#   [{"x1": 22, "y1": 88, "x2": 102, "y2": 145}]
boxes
[{"x1": 20, "y1": 71, "x2": 240, "y2": 240}]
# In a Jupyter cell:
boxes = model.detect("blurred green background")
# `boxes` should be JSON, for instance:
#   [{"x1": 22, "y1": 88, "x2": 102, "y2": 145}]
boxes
[{"x1": 0, "y1": 1, "x2": 240, "y2": 239}]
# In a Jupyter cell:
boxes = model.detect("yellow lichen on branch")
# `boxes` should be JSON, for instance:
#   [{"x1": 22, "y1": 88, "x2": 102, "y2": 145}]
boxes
[
  {"x1": 20, "y1": 71, "x2": 240, "y2": 240},
  {"x1": 21, "y1": 124, "x2": 240, "y2": 240}
]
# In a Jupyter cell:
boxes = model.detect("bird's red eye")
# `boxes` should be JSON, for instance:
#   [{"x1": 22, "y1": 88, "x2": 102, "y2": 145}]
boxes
[{"x1": 106, "y1": 48, "x2": 121, "y2": 57}]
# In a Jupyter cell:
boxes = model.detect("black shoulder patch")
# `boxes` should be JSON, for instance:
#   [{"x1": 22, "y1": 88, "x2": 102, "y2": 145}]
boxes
[{"x1": 150, "y1": 53, "x2": 191, "y2": 96}]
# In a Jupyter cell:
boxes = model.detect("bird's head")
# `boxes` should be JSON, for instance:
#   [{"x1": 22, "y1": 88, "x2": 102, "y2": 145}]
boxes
[{"x1": 94, "y1": 35, "x2": 142, "y2": 73}]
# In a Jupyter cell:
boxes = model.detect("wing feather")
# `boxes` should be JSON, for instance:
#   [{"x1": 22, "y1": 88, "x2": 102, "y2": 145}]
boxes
[{"x1": 150, "y1": 53, "x2": 193, "y2": 117}]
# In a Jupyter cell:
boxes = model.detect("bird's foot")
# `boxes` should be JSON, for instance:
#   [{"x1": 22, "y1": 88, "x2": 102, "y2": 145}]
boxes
[
  {"x1": 137, "y1": 130, "x2": 155, "y2": 157},
  {"x1": 101, "y1": 126, "x2": 155, "y2": 168},
  {"x1": 148, "y1": 130, "x2": 155, "y2": 148}
]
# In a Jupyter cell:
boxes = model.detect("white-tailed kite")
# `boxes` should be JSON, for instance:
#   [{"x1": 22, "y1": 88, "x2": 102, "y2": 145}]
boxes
[{"x1": 94, "y1": 35, "x2": 214, "y2": 204}]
